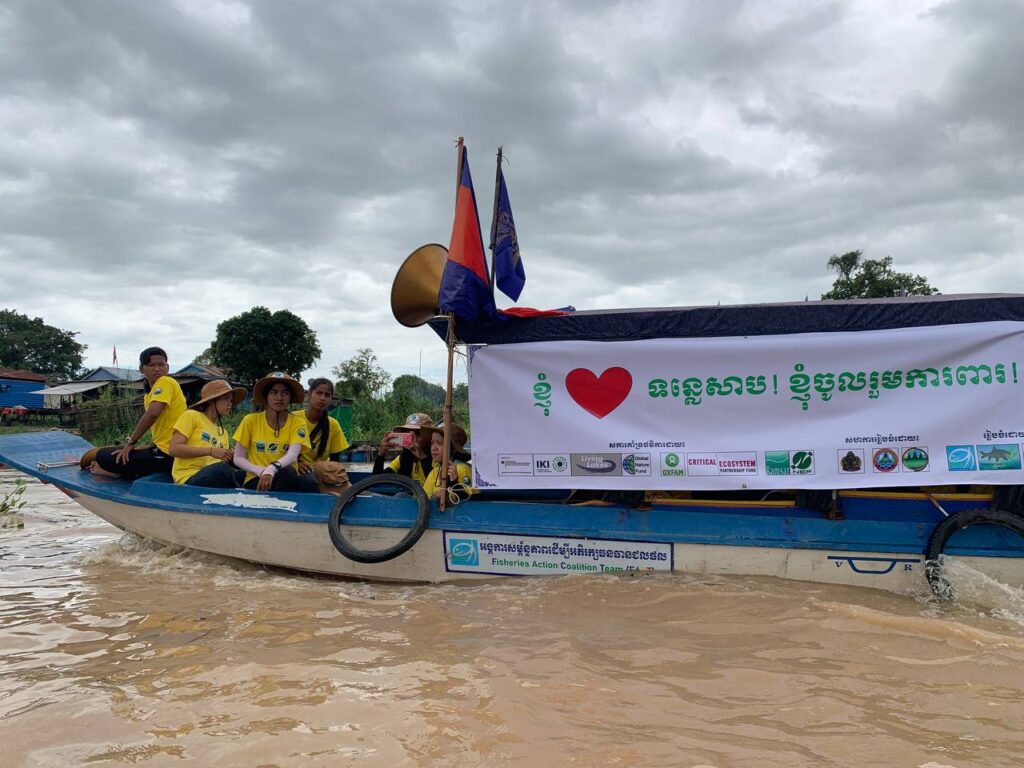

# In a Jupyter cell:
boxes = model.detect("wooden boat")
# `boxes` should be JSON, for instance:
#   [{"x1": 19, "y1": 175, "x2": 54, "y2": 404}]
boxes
[{"x1": 3, "y1": 293, "x2": 1024, "y2": 597}]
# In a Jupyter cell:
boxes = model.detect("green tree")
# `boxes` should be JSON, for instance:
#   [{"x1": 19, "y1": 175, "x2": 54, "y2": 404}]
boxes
[
  {"x1": 0, "y1": 309, "x2": 86, "y2": 380},
  {"x1": 332, "y1": 348, "x2": 392, "y2": 401},
  {"x1": 821, "y1": 251, "x2": 938, "y2": 300},
  {"x1": 392, "y1": 374, "x2": 445, "y2": 408},
  {"x1": 207, "y1": 307, "x2": 321, "y2": 385}
]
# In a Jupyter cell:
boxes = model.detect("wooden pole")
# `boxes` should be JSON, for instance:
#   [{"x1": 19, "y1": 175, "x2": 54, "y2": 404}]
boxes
[{"x1": 440, "y1": 137, "x2": 463, "y2": 511}]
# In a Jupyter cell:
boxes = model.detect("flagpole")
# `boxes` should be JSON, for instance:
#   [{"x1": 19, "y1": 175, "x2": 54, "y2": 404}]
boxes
[
  {"x1": 488, "y1": 146, "x2": 503, "y2": 293},
  {"x1": 440, "y1": 137, "x2": 464, "y2": 512}
]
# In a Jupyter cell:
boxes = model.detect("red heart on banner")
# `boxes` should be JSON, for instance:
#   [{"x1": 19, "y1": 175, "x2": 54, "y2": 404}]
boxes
[{"x1": 565, "y1": 367, "x2": 633, "y2": 419}]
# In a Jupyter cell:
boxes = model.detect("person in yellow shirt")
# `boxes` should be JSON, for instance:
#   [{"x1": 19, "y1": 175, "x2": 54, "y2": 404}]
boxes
[
  {"x1": 91, "y1": 347, "x2": 187, "y2": 479},
  {"x1": 233, "y1": 372, "x2": 317, "y2": 493},
  {"x1": 420, "y1": 423, "x2": 475, "y2": 501},
  {"x1": 372, "y1": 412, "x2": 434, "y2": 484},
  {"x1": 168, "y1": 379, "x2": 246, "y2": 487},
  {"x1": 295, "y1": 378, "x2": 349, "y2": 469}
]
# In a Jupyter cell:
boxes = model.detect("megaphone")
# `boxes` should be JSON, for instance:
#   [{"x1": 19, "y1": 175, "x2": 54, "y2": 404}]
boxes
[{"x1": 390, "y1": 243, "x2": 448, "y2": 327}]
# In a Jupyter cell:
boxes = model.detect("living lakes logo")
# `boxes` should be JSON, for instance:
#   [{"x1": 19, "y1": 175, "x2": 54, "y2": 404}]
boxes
[{"x1": 571, "y1": 453, "x2": 621, "y2": 476}]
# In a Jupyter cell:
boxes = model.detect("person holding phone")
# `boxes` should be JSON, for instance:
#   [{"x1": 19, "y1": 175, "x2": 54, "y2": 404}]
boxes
[{"x1": 372, "y1": 412, "x2": 434, "y2": 484}]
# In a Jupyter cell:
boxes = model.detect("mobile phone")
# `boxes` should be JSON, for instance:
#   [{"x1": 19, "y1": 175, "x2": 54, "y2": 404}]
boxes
[{"x1": 385, "y1": 431, "x2": 414, "y2": 448}]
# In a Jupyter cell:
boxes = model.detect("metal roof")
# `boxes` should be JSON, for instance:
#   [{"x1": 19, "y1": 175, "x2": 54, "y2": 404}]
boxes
[{"x1": 30, "y1": 381, "x2": 111, "y2": 396}]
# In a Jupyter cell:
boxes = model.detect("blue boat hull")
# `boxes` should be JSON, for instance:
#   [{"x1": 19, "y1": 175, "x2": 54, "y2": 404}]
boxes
[{"x1": 2, "y1": 431, "x2": 1022, "y2": 593}]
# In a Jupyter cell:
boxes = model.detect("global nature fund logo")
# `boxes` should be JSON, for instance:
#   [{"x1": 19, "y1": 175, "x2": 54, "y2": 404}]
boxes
[{"x1": 448, "y1": 538, "x2": 479, "y2": 567}]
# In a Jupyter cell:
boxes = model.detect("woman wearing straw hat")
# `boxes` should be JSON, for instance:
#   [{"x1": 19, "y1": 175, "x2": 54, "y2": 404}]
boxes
[
  {"x1": 167, "y1": 379, "x2": 246, "y2": 488},
  {"x1": 232, "y1": 372, "x2": 318, "y2": 493}
]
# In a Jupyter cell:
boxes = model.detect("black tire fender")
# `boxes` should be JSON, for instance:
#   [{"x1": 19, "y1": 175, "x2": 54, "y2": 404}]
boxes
[
  {"x1": 925, "y1": 508, "x2": 1024, "y2": 599},
  {"x1": 328, "y1": 474, "x2": 432, "y2": 564}
]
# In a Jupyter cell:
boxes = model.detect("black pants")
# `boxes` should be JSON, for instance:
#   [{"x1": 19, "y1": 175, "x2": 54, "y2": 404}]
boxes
[
  {"x1": 95, "y1": 445, "x2": 173, "y2": 479},
  {"x1": 242, "y1": 465, "x2": 320, "y2": 493},
  {"x1": 185, "y1": 462, "x2": 244, "y2": 488}
]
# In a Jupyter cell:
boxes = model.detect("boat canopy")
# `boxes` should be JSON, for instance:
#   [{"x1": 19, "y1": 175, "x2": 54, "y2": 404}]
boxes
[{"x1": 430, "y1": 293, "x2": 1024, "y2": 345}]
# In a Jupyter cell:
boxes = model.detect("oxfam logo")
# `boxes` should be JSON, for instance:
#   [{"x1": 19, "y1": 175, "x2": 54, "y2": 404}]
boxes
[{"x1": 665, "y1": 453, "x2": 680, "y2": 468}]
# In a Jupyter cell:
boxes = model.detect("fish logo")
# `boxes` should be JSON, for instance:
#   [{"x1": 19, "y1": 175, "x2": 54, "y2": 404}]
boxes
[
  {"x1": 945, "y1": 445, "x2": 976, "y2": 471},
  {"x1": 977, "y1": 444, "x2": 1022, "y2": 471},
  {"x1": 448, "y1": 538, "x2": 479, "y2": 567}
]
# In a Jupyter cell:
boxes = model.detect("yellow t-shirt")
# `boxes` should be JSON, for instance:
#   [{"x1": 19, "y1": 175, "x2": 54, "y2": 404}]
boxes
[
  {"x1": 388, "y1": 453, "x2": 430, "y2": 484},
  {"x1": 146, "y1": 375, "x2": 187, "y2": 453},
  {"x1": 422, "y1": 461, "x2": 475, "y2": 497},
  {"x1": 233, "y1": 412, "x2": 311, "y2": 483},
  {"x1": 293, "y1": 412, "x2": 349, "y2": 463},
  {"x1": 171, "y1": 410, "x2": 230, "y2": 484}
]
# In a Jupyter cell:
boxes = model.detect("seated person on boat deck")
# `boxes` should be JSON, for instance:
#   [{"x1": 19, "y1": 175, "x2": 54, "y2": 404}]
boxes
[
  {"x1": 295, "y1": 377, "x2": 349, "y2": 468},
  {"x1": 168, "y1": 379, "x2": 246, "y2": 488},
  {"x1": 294, "y1": 377, "x2": 350, "y2": 493},
  {"x1": 420, "y1": 423, "x2": 475, "y2": 501},
  {"x1": 90, "y1": 347, "x2": 186, "y2": 479},
  {"x1": 372, "y1": 412, "x2": 434, "y2": 483},
  {"x1": 232, "y1": 372, "x2": 317, "y2": 493}
]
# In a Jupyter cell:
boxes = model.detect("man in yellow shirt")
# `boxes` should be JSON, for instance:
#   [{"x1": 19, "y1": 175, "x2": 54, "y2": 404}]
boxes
[{"x1": 91, "y1": 347, "x2": 187, "y2": 479}]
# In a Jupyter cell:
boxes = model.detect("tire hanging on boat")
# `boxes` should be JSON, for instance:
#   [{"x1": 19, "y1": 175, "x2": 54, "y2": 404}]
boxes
[
  {"x1": 925, "y1": 508, "x2": 1024, "y2": 599},
  {"x1": 328, "y1": 474, "x2": 432, "y2": 563}
]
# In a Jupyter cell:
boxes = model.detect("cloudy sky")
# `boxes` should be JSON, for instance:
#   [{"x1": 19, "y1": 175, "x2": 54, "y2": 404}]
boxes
[{"x1": 2, "y1": 0, "x2": 1022, "y2": 385}]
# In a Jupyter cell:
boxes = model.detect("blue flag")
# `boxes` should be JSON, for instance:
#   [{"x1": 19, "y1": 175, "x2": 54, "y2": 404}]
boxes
[{"x1": 492, "y1": 168, "x2": 526, "y2": 302}]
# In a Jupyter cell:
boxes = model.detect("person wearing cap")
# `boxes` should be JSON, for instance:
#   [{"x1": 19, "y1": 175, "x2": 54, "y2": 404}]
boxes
[
  {"x1": 167, "y1": 379, "x2": 247, "y2": 487},
  {"x1": 372, "y1": 412, "x2": 434, "y2": 483},
  {"x1": 420, "y1": 423, "x2": 476, "y2": 501},
  {"x1": 91, "y1": 346, "x2": 187, "y2": 479},
  {"x1": 232, "y1": 372, "x2": 317, "y2": 493}
]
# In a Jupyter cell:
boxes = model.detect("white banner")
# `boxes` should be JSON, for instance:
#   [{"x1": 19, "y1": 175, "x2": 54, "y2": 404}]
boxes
[{"x1": 467, "y1": 322, "x2": 1024, "y2": 490}]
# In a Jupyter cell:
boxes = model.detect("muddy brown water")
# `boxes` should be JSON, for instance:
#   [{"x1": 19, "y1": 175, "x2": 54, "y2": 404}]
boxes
[{"x1": 2, "y1": 469, "x2": 1024, "y2": 767}]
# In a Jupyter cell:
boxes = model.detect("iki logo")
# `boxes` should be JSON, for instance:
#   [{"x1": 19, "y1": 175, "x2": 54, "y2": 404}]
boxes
[{"x1": 448, "y1": 538, "x2": 479, "y2": 567}]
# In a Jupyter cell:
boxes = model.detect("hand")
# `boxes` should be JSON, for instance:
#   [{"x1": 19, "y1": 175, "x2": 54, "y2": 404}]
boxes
[
  {"x1": 378, "y1": 438, "x2": 390, "y2": 454},
  {"x1": 447, "y1": 464, "x2": 458, "y2": 482},
  {"x1": 257, "y1": 471, "x2": 274, "y2": 491},
  {"x1": 297, "y1": 460, "x2": 314, "y2": 474},
  {"x1": 211, "y1": 446, "x2": 232, "y2": 462},
  {"x1": 114, "y1": 444, "x2": 134, "y2": 465}
]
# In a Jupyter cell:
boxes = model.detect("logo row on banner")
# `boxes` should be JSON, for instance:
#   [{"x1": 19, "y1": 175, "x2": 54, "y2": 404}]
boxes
[{"x1": 495, "y1": 444, "x2": 1023, "y2": 479}]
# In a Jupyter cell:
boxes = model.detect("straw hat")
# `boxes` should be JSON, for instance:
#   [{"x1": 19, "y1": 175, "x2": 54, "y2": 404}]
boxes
[
  {"x1": 252, "y1": 371, "x2": 305, "y2": 406},
  {"x1": 191, "y1": 379, "x2": 247, "y2": 410},
  {"x1": 79, "y1": 447, "x2": 99, "y2": 470},
  {"x1": 420, "y1": 422, "x2": 471, "y2": 461},
  {"x1": 392, "y1": 412, "x2": 435, "y2": 432}
]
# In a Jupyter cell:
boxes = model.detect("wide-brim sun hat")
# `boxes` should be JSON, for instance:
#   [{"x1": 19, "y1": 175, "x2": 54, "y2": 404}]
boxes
[
  {"x1": 392, "y1": 412, "x2": 435, "y2": 432},
  {"x1": 420, "y1": 422, "x2": 471, "y2": 461},
  {"x1": 192, "y1": 379, "x2": 247, "y2": 410},
  {"x1": 253, "y1": 371, "x2": 305, "y2": 406}
]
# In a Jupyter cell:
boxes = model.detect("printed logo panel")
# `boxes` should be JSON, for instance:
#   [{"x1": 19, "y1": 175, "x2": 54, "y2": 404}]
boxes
[
  {"x1": 498, "y1": 454, "x2": 534, "y2": 476},
  {"x1": 946, "y1": 444, "x2": 977, "y2": 471},
  {"x1": 977, "y1": 444, "x2": 1022, "y2": 471},
  {"x1": 533, "y1": 454, "x2": 571, "y2": 476},
  {"x1": 837, "y1": 448, "x2": 865, "y2": 474},
  {"x1": 444, "y1": 531, "x2": 673, "y2": 576},
  {"x1": 872, "y1": 447, "x2": 899, "y2": 473},
  {"x1": 900, "y1": 446, "x2": 929, "y2": 473},
  {"x1": 660, "y1": 452, "x2": 686, "y2": 477},
  {"x1": 621, "y1": 453, "x2": 652, "y2": 477},
  {"x1": 571, "y1": 453, "x2": 621, "y2": 476}
]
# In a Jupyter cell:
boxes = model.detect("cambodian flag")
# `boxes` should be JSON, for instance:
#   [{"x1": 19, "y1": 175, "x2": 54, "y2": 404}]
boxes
[
  {"x1": 492, "y1": 167, "x2": 526, "y2": 302},
  {"x1": 438, "y1": 148, "x2": 496, "y2": 322}
]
